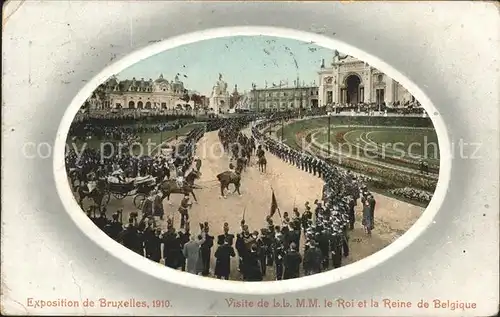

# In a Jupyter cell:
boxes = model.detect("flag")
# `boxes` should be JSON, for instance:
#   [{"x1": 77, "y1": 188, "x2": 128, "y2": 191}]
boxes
[{"x1": 270, "y1": 190, "x2": 278, "y2": 218}]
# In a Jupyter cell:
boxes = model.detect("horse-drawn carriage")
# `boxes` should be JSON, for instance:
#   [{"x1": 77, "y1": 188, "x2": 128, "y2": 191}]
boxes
[{"x1": 102, "y1": 175, "x2": 157, "y2": 209}]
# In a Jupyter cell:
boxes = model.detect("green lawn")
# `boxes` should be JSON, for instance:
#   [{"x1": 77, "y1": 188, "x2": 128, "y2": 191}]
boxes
[{"x1": 315, "y1": 127, "x2": 440, "y2": 161}]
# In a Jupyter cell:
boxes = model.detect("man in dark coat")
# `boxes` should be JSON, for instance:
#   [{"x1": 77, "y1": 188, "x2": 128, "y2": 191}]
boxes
[
  {"x1": 283, "y1": 242, "x2": 302, "y2": 280},
  {"x1": 362, "y1": 200, "x2": 372, "y2": 235},
  {"x1": 274, "y1": 235, "x2": 286, "y2": 280},
  {"x1": 368, "y1": 195, "x2": 376, "y2": 230},
  {"x1": 176, "y1": 223, "x2": 190, "y2": 271},
  {"x1": 104, "y1": 212, "x2": 123, "y2": 240},
  {"x1": 162, "y1": 225, "x2": 179, "y2": 268},
  {"x1": 200, "y1": 222, "x2": 214, "y2": 276},
  {"x1": 303, "y1": 241, "x2": 322, "y2": 275},
  {"x1": 217, "y1": 222, "x2": 235, "y2": 246},
  {"x1": 214, "y1": 236, "x2": 236, "y2": 280},
  {"x1": 145, "y1": 228, "x2": 162, "y2": 263},
  {"x1": 331, "y1": 230, "x2": 343, "y2": 269},
  {"x1": 347, "y1": 195, "x2": 356, "y2": 230},
  {"x1": 243, "y1": 244, "x2": 263, "y2": 281}
]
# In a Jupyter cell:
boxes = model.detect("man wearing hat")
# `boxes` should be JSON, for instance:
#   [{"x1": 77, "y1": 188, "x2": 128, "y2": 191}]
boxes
[
  {"x1": 283, "y1": 242, "x2": 302, "y2": 280},
  {"x1": 214, "y1": 236, "x2": 236, "y2": 280},
  {"x1": 273, "y1": 233, "x2": 286, "y2": 280},
  {"x1": 303, "y1": 241, "x2": 322, "y2": 275},
  {"x1": 217, "y1": 222, "x2": 234, "y2": 246},
  {"x1": 242, "y1": 244, "x2": 263, "y2": 282},
  {"x1": 176, "y1": 222, "x2": 190, "y2": 271},
  {"x1": 162, "y1": 224, "x2": 179, "y2": 268},
  {"x1": 145, "y1": 228, "x2": 162, "y2": 263},
  {"x1": 330, "y1": 228, "x2": 343, "y2": 269},
  {"x1": 200, "y1": 222, "x2": 214, "y2": 276},
  {"x1": 105, "y1": 210, "x2": 123, "y2": 240},
  {"x1": 368, "y1": 194, "x2": 376, "y2": 230}
]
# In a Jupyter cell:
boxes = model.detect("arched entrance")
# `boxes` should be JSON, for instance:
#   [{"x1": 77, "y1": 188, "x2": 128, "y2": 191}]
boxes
[
  {"x1": 345, "y1": 75, "x2": 361, "y2": 104},
  {"x1": 145, "y1": 101, "x2": 152, "y2": 109},
  {"x1": 137, "y1": 101, "x2": 143, "y2": 109},
  {"x1": 128, "y1": 101, "x2": 135, "y2": 109}
]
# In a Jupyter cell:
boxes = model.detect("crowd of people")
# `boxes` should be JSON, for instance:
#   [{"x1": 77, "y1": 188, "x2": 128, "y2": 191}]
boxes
[{"x1": 69, "y1": 112, "x2": 379, "y2": 281}]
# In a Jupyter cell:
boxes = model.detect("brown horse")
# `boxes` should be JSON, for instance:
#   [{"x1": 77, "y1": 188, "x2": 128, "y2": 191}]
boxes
[
  {"x1": 216, "y1": 170, "x2": 242, "y2": 198},
  {"x1": 159, "y1": 170, "x2": 201, "y2": 203},
  {"x1": 75, "y1": 178, "x2": 109, "y2": 210}
]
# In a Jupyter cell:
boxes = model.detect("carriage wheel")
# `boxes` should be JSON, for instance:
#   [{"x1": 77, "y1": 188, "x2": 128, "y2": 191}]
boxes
[
  {"x1": 113, "y1": 192, "x2": 127, "y2": 200},
  {"x1": 134, "y1": 194, "x2": 146, "y2": 209}
]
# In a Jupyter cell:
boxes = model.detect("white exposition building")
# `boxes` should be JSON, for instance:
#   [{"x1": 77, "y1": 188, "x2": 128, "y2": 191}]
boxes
[
  {"x1": 317, "y1": 51, "x2": 415, "y2": 107},
  {"x1": 89, "y1": 74, "x2": 194, "y2": 110}
]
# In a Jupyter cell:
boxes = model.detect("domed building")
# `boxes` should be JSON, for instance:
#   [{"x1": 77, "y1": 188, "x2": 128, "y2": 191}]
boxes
[
  {"x1": 209, "y1": 74, "x2": 231, "y2": 114},
  {"x1": 94, "y1": 74, "x2": 194, "y2": 111},
  {"x1": 317, "y1": 51, "x2": 416, "y2": 107}
]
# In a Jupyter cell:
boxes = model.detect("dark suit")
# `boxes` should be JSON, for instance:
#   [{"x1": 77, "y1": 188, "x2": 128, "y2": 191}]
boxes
[
  {"x1": 283, "y1": 250, "x2": 302, "y2": 279},
  {"x1": 243, "y1": 251, "x2": 262, "y2": 281},
  {"x1": 214, "y1": 244, "x2": 235, "y2": 279},
  {"x1": 200, "y1": 234, "x2": 214, "y2": 276}
]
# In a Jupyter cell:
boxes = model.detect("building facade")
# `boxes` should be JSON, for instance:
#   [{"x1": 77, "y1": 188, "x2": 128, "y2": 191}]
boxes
[
  {"x1": 88, "y1": 74, "x2": 195, "y2": 111},
  {"x1": 209, "y1": 74, "x2": 231, "y2": 113},
  {"x1": 318, "y1": 52, "x2": 414, "y2": 107},
  {"x1": 249, "y1": 85, "x2": 319, "y2": 112}
]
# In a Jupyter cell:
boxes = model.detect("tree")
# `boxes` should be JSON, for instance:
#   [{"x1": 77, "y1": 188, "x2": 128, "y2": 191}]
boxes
[
  {"x1": 180, "y1": 89, "x2": 190, "y2": 103},
  {"x1": 191, "y1": 93, "x2": 203, "y2": 106}
]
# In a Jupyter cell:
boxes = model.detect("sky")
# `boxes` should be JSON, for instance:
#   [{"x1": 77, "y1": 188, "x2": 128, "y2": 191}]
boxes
[{"x1": 117, "y1": 36, "x2": 336, "y2": 96}]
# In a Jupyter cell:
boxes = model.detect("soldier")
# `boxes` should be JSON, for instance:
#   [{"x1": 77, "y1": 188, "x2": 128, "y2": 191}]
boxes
[
  {"x1": 214, "y1": 236, "x2": 236, "y2": 280},
  {"x1": 317, "y1": 227, "x2": 329, "y2": 270},
  {"x1": 301, "y1": 206, "x2": 312, "y2": 232},
  {"x1": 331, "y1": 228, "x2": 343, "y2": 269},
  {"x1": 255, "y1": 230, "x2": 268, "y2": 276},
  {"x1": 347, "y1": 195, "x2": 356, "y2": 230},
  {"x1": 178, "y1": 194, "x2": 192, "y2": 229},
  {"x1": 368, "y1": 194, "x2": 376, "y2": 230},
  {"x1": 235, "y1": 224, "x2": 249, "y2": 274},
  {"x1": 283, "y1": 242, "x2": 302, "y2": 280},
  {"x1": 200, "y1": 222, "x2": 214, "y2": 277},
  {"x1": 217, "y1": 222, "x2": 235, "y2": 246},
  {"x1": 303, "y1": 240, "x2": 322, "y2": 275},
  {"x1": 273, "y1": 234, "x2": 286, "y2": 280},
  {"x1": 288, "y1": 220, "x2": 301, "y2": 251},
  {"x1": 176, "y1": 222, "x2": 190, "y2": 271},
  {"x1": 314, "y1": 200, "x2": 324, "y2": 219}
]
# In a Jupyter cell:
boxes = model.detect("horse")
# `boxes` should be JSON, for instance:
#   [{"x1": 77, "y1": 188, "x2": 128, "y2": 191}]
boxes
[
  {"x1": 75, "y1": 178, "x2": 108, "y2": 210},
  {"x1": 158, "y1": 169, "x2": 201, "y2": 203},
  {"x1": 216, "y1": 169, "x2": 242, "y2": 198}
]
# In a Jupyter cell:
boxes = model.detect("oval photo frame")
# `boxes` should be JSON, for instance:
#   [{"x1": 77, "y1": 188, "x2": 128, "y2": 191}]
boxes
[{"x1": 53, "y1": 26, "x2": 452, "y2": 295}]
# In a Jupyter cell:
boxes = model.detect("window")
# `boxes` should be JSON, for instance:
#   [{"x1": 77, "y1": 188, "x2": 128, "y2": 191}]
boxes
[{"x1": 378, "y1": 74, "x2": 383, "y2": 82}]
